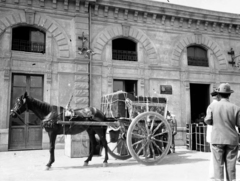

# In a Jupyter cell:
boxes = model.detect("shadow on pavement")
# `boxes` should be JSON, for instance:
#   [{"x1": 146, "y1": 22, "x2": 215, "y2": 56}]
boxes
[
  {"x1": 51, "y1": 149, "x2": 209, "y2": 170},
  {"x1": 52, "y1": 161, "x2": 139, "y2": 170},
  {"x1": 158, "y1": 150, "x2": 209, "y2": 165}
]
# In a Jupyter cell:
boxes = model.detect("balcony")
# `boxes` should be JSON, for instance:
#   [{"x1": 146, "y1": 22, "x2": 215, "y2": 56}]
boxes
[
  {"x1": 12, "y1": 39, "x2": 45, "y2": 54},
  {"x1": 112, "y1": 49, "x2": 137, "y2": 61},
  {"x1": 188, "y1": 56, "x2": 208, "y2": 67}
]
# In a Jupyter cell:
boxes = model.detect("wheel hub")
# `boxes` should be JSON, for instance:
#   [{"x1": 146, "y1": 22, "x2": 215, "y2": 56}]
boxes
[{"x1": 147, "y1": 134, "x2": 152, "y2": 141}]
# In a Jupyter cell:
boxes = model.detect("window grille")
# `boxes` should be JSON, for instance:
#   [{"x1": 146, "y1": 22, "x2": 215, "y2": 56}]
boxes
[
  {"x1": 12, "y1": 27, "x2": 45, "y2": 53},
  {"x1": 112, "y1": 38, "x2": 137, "y2": 61},
  {"x1": 112, "y1": 49, "x2": 137, "y2": 61},
  {"x1": 187, "y1": 46, "x2": 208, "y2": 67}
]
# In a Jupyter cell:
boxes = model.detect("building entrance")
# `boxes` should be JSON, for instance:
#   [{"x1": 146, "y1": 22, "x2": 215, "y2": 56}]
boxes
[
  {"x1": 9, "y1": 74, "x2": 43, "y2": 150},
  {"x1": 190, "y1": 84, "x2": 210, "y2": 124}
]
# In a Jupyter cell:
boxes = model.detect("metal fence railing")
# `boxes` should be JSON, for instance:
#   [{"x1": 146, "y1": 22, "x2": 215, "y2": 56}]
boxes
[
  {"x1": 12, "y1": 39, "x2": 45, "y2": 53},
  {"x1": 112, "y1": 49, "x2": 137, "y2": 61}
]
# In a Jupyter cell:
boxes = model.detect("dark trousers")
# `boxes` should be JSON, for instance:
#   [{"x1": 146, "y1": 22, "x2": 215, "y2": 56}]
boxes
[{"x1": 212, "y1": 144, "x2": 238, "y2": 181}]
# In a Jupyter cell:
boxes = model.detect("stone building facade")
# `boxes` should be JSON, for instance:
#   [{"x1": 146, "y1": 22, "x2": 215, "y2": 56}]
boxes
[{"x1": 1, "y1": 0, "x2": 240, "y2": 151}]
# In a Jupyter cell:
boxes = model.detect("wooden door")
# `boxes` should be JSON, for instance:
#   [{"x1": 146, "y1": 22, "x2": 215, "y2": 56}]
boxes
[{"x1": 9, "y1": 74, "x2": 43, "y2": 150}]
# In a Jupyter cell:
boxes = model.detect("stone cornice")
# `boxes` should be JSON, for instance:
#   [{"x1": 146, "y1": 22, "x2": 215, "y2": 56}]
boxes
[
  {"x1": 92, "y1": 0, "x2": 240, "y2": 35},
  {"x1": 101, "y1": 0, "x2": 240, "y2": 22},
  {"x1": 1, "y1": 0, "x2": 240, "y2": 35}
]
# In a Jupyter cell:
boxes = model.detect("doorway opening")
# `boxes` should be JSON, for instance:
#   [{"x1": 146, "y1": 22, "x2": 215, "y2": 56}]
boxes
[
  {"x1": 9, "y1": 74, "x2": 43, "y2": 150},
  {"x1": 113, "y1": 79, "x2": 137, "y2": 96},
  {"x1": 190, "y1": 83, "x2": 210, "y2": 124}
]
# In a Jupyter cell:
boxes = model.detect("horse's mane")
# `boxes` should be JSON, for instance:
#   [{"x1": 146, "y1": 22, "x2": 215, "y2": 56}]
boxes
[{"x1": 27, "y1": 95, "x2": 53, "y2": 112}]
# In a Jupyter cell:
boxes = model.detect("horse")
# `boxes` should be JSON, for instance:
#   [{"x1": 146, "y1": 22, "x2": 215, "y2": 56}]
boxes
[{"x1": 10, "y1": 92, "x2": 109, "y2": 170}]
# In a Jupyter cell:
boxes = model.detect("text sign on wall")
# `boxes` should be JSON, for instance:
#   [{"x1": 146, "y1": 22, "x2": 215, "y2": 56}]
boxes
[{"x1": 160, "y1": 85, "x2": 172, "y2": 94}]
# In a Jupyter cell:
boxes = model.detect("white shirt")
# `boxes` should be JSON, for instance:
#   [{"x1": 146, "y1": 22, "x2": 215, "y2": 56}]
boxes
[{"x1": 206, "y1": 99, "x2": 218, "y2": 143}]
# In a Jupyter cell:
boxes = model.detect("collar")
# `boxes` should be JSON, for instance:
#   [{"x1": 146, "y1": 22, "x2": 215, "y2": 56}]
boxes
[{"x1": 220, "y1": 98, "x2": 229, "y2": 102}]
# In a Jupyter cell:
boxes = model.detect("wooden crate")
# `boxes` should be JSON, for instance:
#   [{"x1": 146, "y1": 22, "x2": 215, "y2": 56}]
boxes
[{"x1": 101, "y1": 91, "x2": 134, "y2": 118}]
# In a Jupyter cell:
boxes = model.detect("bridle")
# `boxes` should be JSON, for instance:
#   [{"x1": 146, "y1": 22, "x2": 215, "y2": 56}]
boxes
[{"x1": 11, "y1": 97, "x2": 29, "y2": 126}]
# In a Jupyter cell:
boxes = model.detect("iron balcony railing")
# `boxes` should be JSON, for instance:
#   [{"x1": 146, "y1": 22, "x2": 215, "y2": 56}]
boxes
[
  {"x1": 12, "y1": 39, "x2": 45, "y2": 53},
  {"x1": 188, "y1": 56, "x2": 208, "y2": 67},
  {"x1": 112, "y1": 49, "x2": 137, "y2": 61}
]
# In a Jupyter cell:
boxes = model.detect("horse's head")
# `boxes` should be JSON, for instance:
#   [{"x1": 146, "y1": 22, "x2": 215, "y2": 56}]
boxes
[{"x1": 10, "y1": 92, "x2": 29, "y2": 118}]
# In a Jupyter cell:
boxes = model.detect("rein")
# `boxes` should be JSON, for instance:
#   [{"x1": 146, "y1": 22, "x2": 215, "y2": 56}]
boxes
[{"x1": 11, "y1": 110, "x2": 28, "y2": 126}]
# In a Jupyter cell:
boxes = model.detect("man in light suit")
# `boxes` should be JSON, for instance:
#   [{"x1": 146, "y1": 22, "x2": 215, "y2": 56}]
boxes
[
  {"x1": 204, "y1": 83, "x2": 240, "y2": 181},
  {"x1": 206, "y1": 90, "x2": 219, "y2": 180}
]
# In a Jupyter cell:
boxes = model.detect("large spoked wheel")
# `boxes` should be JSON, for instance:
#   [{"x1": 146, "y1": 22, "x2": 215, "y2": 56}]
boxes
[
  {"x1": 126, "y1": 112, "x2": 172, "y2": 165},
  {"x1": 106, "y1": 119, "x2": 132, "y2": 160}
]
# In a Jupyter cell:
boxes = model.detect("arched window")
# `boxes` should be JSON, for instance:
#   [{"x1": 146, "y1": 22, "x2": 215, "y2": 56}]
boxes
[
  {"x1": 12, "y1": 26, "x2": 46, "y2": 53},
  {"x1": 187, "y1": 46, "x2": 208, "y2": 67},
  {"x1": 112, "y1": 38, "x2": 137, "y2": 61}
]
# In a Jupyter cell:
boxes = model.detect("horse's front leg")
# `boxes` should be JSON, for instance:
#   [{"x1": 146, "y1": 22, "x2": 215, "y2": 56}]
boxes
[
  {"x1": 84, "y1": 129, "x2": 95, "y2": 166},
  {"x1": 46, "y1": 131, "x2": 57, "y2": 170}
]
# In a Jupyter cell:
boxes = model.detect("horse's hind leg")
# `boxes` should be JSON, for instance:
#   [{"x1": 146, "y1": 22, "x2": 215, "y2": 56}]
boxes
[
  {"x1": 95, "y1": 128, "x2": 108, "y2": 167},
  {"x1": 84, "y1": 129, "x2": 95, "y2": 166}
]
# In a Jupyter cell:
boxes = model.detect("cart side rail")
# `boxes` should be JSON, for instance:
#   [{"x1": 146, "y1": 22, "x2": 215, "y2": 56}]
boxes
[{"x1": 126, "y1": 98, "x2": 168, "y2": 119}]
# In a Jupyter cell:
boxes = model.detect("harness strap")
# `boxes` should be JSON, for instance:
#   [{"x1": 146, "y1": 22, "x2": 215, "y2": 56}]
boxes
[
  {"x1": 12, "y1": 110, "x2": 27, "y2": 125},
  {"x1": 57, "y1": 106, "x2": 66, "y2": 135}
]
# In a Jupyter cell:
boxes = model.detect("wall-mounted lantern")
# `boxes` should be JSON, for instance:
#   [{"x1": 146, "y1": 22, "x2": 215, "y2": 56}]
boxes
[
  {"x1": 78, "y1": 32, "x2": 95, "y2": 58},
  {"x1": 228, "y1": 48, "x2": 240, "y2": 67}
]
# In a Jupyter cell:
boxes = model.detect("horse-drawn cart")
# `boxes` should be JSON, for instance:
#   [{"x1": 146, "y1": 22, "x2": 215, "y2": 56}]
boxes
[
  {"x1": 58, "y1": 91, "x2": 173, "y2": 166},
  {"x1": 11, "y1": 91, "x2": 173, "y2": 168}
]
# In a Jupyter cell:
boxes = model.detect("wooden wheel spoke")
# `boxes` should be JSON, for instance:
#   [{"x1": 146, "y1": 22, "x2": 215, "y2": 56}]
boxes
[
  {"x1": 150, "y1": 115, "x2": 156, "y2": 133},
  {"x1": 152, "y1": 137, "x2": 169, "y2": 144},
  {"x1": 123, "y1": 140, "x2": 131, "y2": 156},
  {"x1": 144, "y1": 117, "x2": 150, "y2": 135},
  {"x1": 150, "y1": 143, "x2": 156, "y2": 159},
  {"x1": 153, "y1": 130, "x2": 169, "y2": 137},
  {"x1": 152, "y1": 141, "x2": 163, "y2": 154},
  {"x1": 132, "y1": 138, "x2": 146, "y2": 147},
  {"x1": 131, "y1": 132, "x2": 146, "y2": 139},
  {"x1": 153, "y1": 122, "x2": 163, "y2": 134},
  {"x1": 111, "y1": 140, "x2": 122, "y2": 153},
  {"x1": 136, "y1": 141, "x2": 148, "y2": 156},
  {"x1": 119, "y1": 140, "x2": 124, "y2": 155},
  {"x1": 144, "y1": 142, "x2": 150, "y2": 159}
]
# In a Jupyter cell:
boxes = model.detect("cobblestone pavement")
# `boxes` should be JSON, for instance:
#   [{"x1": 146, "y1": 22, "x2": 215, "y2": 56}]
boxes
[{"x1": 0, "y1": 147, "x2": 239, "y2": 181}]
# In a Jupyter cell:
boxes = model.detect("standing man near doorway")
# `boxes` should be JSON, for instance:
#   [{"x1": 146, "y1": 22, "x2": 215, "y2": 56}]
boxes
[
  {"x1": 205, "y1": 83, "x2": 240, "y2": 181},
  {"x1": 206, "y1": 90, "x2": 219, "y2": 180}
]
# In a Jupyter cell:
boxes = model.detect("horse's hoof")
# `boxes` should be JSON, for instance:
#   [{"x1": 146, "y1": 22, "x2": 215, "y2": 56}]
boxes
[
  {"x1": 103, "y1": 163, "x2": 108, "y2": 167},
  {"x1": 83, "y1": 162, "x2": 88, "y2": 166},
  {"x1": 45, "y1": 166, "x2": 51, "y2": 171}
]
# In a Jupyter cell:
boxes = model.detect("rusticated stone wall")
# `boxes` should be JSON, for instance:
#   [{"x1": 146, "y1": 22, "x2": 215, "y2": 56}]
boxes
[{"x1": 1, "y1": 0, "x2": 240, "y2": 150}]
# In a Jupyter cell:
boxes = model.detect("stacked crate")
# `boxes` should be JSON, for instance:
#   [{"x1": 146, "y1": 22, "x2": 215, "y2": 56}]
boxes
[{"x1": 101, "y1": 91, "x2": 134, "y2": 118}]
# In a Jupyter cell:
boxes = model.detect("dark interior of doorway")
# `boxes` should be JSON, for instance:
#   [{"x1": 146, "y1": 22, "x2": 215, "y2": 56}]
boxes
[{"x1": 190, "y1": 84, "x2": 210, "y2": 124}]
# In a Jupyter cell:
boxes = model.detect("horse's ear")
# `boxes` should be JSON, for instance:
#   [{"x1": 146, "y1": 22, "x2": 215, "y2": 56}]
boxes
[{"x1": 23, "y1": 91, "x2": 28, "y2": 98}]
